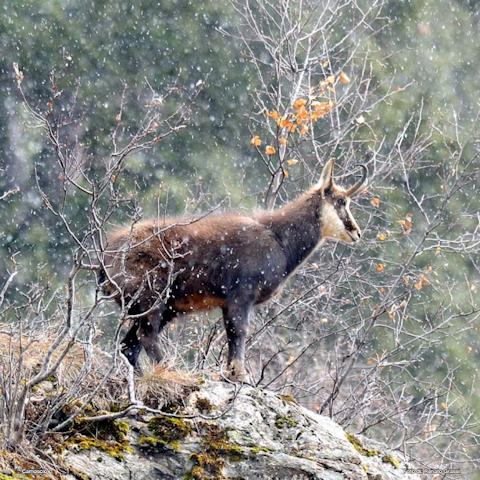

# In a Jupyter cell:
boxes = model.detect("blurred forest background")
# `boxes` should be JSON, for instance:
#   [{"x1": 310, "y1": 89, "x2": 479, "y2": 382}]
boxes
[{"x1": 1, "y1": 0, "x2": 479, "y2": 476}]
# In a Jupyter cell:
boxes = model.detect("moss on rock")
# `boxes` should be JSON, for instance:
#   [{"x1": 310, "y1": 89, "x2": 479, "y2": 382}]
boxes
[
  {"x1": 382, "y1": 454, "x2": 401, "y2": 468},
  {"x1": 66, "y1": 418, "x2": 132, "y2": 461},
  {"x1": 347, "y1": 432, "x2": 401, "y2": 468},
  {"x1": 274, "y1": 414, "x2": 298, "y2": 429},
  {"x1": 147, "y1": 416, "x2": 192, "y2": 442},
  {"x1": 184, "y1": 463, "x2": 215, "y2": 480},
  {"x1": 187, "y1": 452, "x2": 225, "y2": 479},
  {"x1": 198, "y1": 422, "x2": 244, "y2": 460},
  {"x1": 66, "y1": 435, "x2": 132, "y2": 461},
  {"x1": 137, "y1": 435, "x2": 181, "y2": 452},
  {"x1": 74, "y1": 416, "x2": 129, "y2": 442},
  {"x1": 249, "y1": 445, "x2": 271, "y2": 455},
  {"x1": 135, "y1": 415, "x2": 193, "y2": 453},
  {"x1": 346, "y1": 433, "x2": 381, "y2": 457},
  {"x1": 185, "y1": 422, "x2": 246, "y2": 479}
]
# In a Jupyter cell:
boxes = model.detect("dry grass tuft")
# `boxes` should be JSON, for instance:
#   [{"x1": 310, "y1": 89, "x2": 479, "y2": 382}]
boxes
[
  {"x1": 0, "y1": 327, "x2": 204, "y2": 422},
  {"x1": 0, "y1": 329, "x2": 126, "y2": 410},
  {"x1": 136, "y1": 363, "x2": 200, "y2": 409},
  {"x1": 0, "y1": 323, "x2": 205, "y2": 474}
]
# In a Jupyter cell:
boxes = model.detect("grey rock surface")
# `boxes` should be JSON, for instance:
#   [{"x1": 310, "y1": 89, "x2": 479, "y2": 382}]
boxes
[{"x1": 63, "y1": 380, "x2": 420, "y2": 480}]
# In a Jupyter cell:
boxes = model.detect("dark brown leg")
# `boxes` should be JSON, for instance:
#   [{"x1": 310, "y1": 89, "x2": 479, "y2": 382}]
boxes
[
  {"x1": 222, "y1": 297, "x2": 253, "y2": 382},
  {"x1": 121, "y1": 319, "x2": 142, "y2": 367},
  {"x1": 137, "y1": 311, "x2": 163, "y2": 363},
  {"x1": 138, "y1": 306, "x2": 178, "y2": 363}
]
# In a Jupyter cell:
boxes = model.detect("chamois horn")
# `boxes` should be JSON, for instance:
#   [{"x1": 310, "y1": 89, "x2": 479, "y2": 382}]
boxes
[{"x1": 345, "y1": 164, "x2": 367, "y2": 196}]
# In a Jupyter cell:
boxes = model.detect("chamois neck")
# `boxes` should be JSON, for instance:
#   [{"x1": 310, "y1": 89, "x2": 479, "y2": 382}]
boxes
[{"x1": 258, "y1": 191, "x2": 323, "y2": 275}]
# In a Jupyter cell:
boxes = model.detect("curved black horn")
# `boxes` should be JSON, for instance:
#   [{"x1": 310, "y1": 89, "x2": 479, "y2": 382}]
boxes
[{"x1": 346, "y1": 164, "x2": 368, "y2": 196}]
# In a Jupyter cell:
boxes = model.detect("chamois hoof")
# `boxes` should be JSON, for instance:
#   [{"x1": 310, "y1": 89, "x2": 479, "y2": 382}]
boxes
[{"x1": 225, "y1": 360, "x2": 247, "y2": 383}]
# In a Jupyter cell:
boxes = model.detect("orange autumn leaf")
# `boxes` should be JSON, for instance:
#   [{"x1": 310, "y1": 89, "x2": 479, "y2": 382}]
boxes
[
  {"x1": 375, "y1": 263, "x2": 385, "y2": 273},
  {"x1": 414, "y1": 274, "x2": 429, "y2": 291},
  {"x1": 398, "y1": 213, "x2": 413, "y2": 235},
  {"x1": 370, "y1": 196, "x2": 381, "y2": 208},
  {"x1": 311, "y1": 100, "x2": 334, "y2": 120},
  {"x1": 267, "y1": 110, "x2": 280, "y2": 120},
  {"x1": 311, "y1": 100, "x2": 334, "y2": 110},
  {"x1": 279, "y1": 136, "x2": 287, "y2": 146},
  {"x1": 326, "y1": 74, "x2": 335, "y2": 84},
  {"x1": 295, "y1": 106, "x2": 310, "y2": 123},
  {"x1": 293, "y1": 98, "x2": 307, "y2": 110},
  {"x1": 338, "y1": 71, "x2": 350, "y2": 84},
  {"x1": 377, "y1": 232, "x2": 387, "y2": 241},
  {"x1": 250, "y1": 135, "x2": 262, "y2": 147},
  {"x1": 299, "y1": 125, "x2": 309, "y2": 136},
  {"x1": 282, "y1": 168, "x2": 289, "y2": 178},
  {"x1": 278, "y1": 117, "x2": 296, "y2": 132},
  {"x1": 265, "y1": 145, "x2": 276, "y2": 155},
  {"x1": 287, "y1": 159, "x2": 298, "y2": 166}
]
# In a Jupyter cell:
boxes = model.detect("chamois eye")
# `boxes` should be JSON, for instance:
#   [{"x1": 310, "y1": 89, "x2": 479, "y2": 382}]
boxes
[{"x1": 337, "y1": 198, "x2": 346, "y2": 207}]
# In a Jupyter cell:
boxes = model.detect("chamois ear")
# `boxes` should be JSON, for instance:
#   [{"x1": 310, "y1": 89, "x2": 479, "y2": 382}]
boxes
[{"x1": 315, "y1": 158, "x2": 335, "y2": 196}]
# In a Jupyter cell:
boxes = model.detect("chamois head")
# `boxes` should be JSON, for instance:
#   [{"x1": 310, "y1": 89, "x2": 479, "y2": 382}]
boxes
[{"x1": 315, "y1": 159, "x2": 367, "y2": 244}]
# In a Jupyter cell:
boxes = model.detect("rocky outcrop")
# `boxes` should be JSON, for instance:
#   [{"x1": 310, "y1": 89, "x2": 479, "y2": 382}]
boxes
[{"x1": 63, "y1": 380, "x2": 419, "y2": 480}]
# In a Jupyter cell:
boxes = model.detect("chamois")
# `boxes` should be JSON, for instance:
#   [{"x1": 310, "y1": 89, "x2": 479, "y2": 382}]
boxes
[{"x1": 101, "y1": 159, "x2": 366, "y2": 381}]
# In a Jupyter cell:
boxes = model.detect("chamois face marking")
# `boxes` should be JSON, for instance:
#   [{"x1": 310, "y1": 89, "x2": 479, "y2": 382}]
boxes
[
  {"x1": 315, "y1": 159, "x2": 366, "y2": 244},
  {"x1": 321, "y1": 191, "x2": 361, "y2": 244}
]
